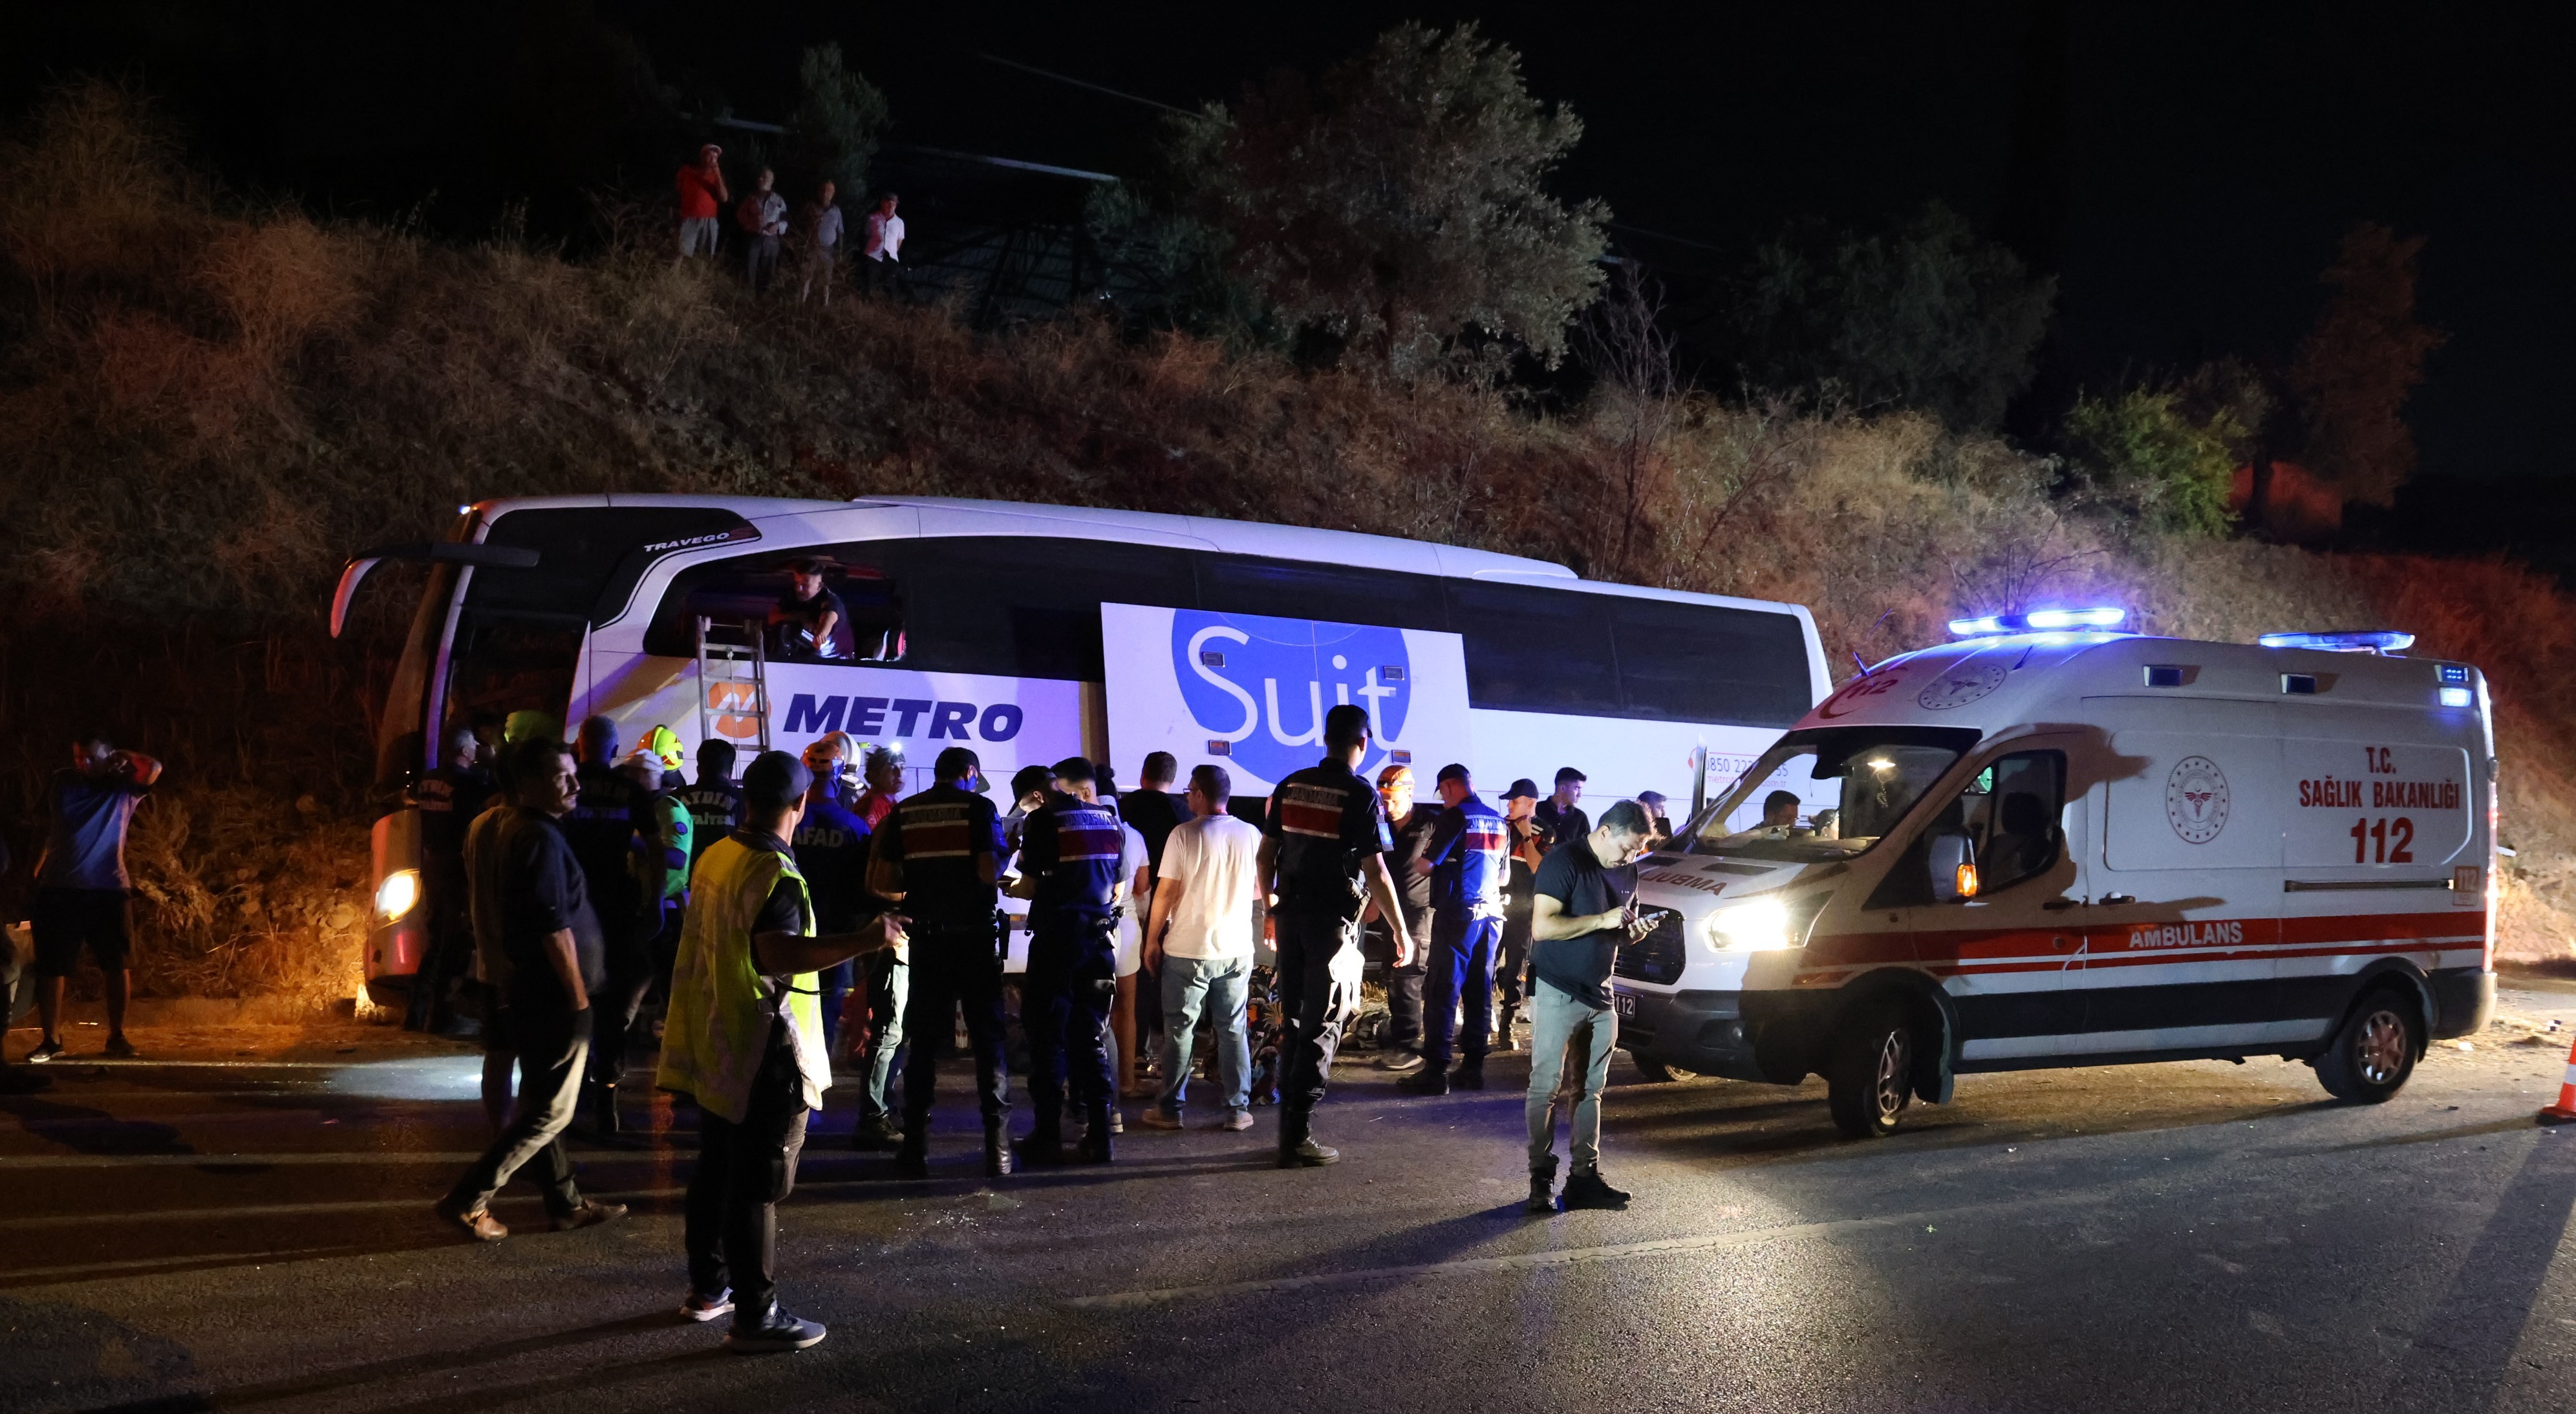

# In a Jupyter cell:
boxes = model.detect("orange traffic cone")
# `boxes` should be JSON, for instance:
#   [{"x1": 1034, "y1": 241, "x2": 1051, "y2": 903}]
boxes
[{"x1": 2540, "y1": 1029, "x2": 2576, "y2": 1125}]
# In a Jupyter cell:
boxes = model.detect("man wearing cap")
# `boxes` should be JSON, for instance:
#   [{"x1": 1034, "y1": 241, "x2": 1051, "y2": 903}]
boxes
[
  {"x1": 1536, "y1": 767, "x2": 1591, "y2": 848},
  {"x1": 1495, "y1": 779, "x2": 1547, "y2": 1052},
  {"x1": 1258, "y1": 704, "x2": 1415, "y2": 1167},
  {"x1": 1366, "y1": 764, "x2": 1437, "y2": 1073},
  {"x1": 675, "y1": 144, "x2": 728, "y2": 261},
  {"x1": 1402, "y1": 764, "x2": 1512, "y2": 1095},
  {"x1": 661, "y1": 750, "x2": 903, "y2": 1351},
  {"x1": 1006, "y1": 756, "x2": 1126, "y2": 1164},
  {"x1": 872, "y1": 746, "x2": 1012, "y2": 1178}
]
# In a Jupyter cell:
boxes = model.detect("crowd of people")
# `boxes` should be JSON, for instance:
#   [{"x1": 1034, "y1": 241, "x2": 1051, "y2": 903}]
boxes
[
  {"x1": 0, "y1": 702, "x2": 1680, "y2": 1353},
  {"x1": 673, "y1": 143, "x2": 906, "y2": 302}
]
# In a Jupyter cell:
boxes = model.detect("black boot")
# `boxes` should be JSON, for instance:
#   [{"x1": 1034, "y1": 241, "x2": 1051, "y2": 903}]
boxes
[
  {"x1": 1076, "y1": 1119, "x2": 1115, "y2": 1164},
  {"x1": 983, "y1": 1121, "x2": 1013, "y2": 1179},
  {"x1": 1013, "y1": 1125, "x2": 1066, "y2": 1168},
  {"x1": 894, "y1": 1124, "x2": 929, "y2": 1180},
  {"x1": 1450, "y1": 1061, "x2": 1485, "y2": 1091},
  {"x1": 1527, "y1": 1158, "x2": 1559, "y2": 1214},
  {"x1": 1497, "y1": 1005, "x2": 1520, "y2": 1053},
  {"x1": 1560, "y1": 1169, "x2": 1632, "y2": 1210},
  {"x1": 1398, "y1": 1067, "x2": 1450, "y2": 1096}
]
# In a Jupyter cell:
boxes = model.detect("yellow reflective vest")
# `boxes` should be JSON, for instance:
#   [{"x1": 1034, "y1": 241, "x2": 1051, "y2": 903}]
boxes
[{"x1": 657, "y1": 832, "x2": 830, "y2": 1123}]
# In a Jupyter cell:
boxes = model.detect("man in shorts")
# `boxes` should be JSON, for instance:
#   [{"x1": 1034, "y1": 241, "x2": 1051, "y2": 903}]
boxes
[{"x1": 27, "y1": 732, "x2": 162, "y2": 1062}]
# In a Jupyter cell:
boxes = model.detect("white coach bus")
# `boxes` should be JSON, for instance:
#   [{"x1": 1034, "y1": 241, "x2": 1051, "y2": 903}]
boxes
[{"x1": 336, "y1": 495, "x2": 1830, "y2": 1001}]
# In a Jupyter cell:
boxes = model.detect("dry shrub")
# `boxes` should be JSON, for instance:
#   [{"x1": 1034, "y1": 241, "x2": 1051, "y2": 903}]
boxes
[{"x1": 5, "y1": 78, "x2": 2575, "y2": 994}]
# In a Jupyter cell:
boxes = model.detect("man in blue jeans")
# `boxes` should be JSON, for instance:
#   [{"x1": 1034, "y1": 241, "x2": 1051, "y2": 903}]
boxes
[
  {"x1": 1401, "y1": 764, "x2": 1511, "y2": 1097},
  {"x1": 1137, "y1": 766, "x2": 1265, "y2": 1131},
  {"x1": 1525, "y1": 799, "x2": 1656, "y2": 1214}
]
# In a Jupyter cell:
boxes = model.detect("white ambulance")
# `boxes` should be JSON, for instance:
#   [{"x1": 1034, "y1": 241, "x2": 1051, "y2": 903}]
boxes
[{"x1": 1615, "y1": 613, "x2": 2497, "y2": 1137}]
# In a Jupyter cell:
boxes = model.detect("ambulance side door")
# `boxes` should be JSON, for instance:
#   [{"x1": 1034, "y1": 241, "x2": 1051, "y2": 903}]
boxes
[
  {"x1": 2081, "y1": 698, "x2": 2289, "y2": 1051},
  {"x1": 1912, "y1": 740, "x2": 2088, "y2": 1064}
]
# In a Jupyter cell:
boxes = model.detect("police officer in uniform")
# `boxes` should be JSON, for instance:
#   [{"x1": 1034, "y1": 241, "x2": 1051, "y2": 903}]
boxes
[
  {"x1": 1402, "y1": 764, "x2": 1510, "y2": 1095},
  {"x1": 407, "y1": 723, "x2": 495, "y2": 1033},
  {"x1": 1258, "y1": 704, "x2": 1415, "y2": 1168},
  {"x1": 1007, "y1": 756, "x2": 1126, "y2": 1166},
  {"x1": 563, "y1": 716, "x2": 654, "y2": 1135},
  {"x1": 676, "y1": 740, "x2": 749, "y2": 879},
  {"x1": 870, "y1": 745, "x2": 1012, "y2": 1179}
]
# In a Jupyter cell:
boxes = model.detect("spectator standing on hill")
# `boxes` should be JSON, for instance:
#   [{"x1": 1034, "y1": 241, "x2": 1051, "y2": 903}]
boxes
[
  {"x1": 1368, "y1": 765, "x2": 1437, "y2": 1073},
  {"x1": 563, "y1": 717, "x2": 653, "y2": 1136},
  {"x1": 438, "y1": 738, "x2": 626, "y2": 1241},
  {"x1": 795, "y1": 179, "x2": 843, "y2": 305},
  {"x1": 676, "y1": 144, "x2": 729, "y2": 261},
  {"x1": 1525, "y1": 800, "x2": 1657, "y2": 1214},
  {"x1": 863, "y1": 192, "x2": 905, "y2": 297},
  {"x1": 408, "y1": 723, "x2": 494, "y2": 1034},
  {"x1": 661, "y1": 751, "x2": 903, "y2": 1350},
  {"x1": 1535, "y1": 767, "x2": 1590, "y2": 848},
  {"x1": 1258, "y1": 705, "x2": 1414, "y2": 1167},
  {"x1": 738, "y1": 168, "x2": 788, "y2": 294},
  {"x1": 1137, "y1": 764, "x2": 1263, "y2": 1131},
  {"x1": 1493, "y1": 778, "x2": 1546, "y2": 1052},
  {"x1": 26, "y1": 733, "x2": 161, "y2": 1064}
]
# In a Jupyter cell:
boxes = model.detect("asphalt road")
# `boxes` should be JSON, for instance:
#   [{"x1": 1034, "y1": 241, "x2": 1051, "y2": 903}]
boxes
[{"x1": 5, "y1": 985, "x2": 2576, "y2": 1414}]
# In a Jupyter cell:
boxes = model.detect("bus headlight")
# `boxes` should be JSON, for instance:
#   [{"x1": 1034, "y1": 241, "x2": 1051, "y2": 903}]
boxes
[
  {"x1": 375, "y1": 869, "x2": 422, "y2": 923},
  {"x1": 1707, "y1": 897, "x2": 1794, "y2": 952}
]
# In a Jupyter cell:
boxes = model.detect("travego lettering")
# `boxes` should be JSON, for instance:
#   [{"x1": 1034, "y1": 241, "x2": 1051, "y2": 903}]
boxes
[
  {"x1": 2125, "y1": 920, "x2": 2246, "y2": 950},
  {"x1": 781, "y1": 693, "x2": 1024, "y2": 742}
]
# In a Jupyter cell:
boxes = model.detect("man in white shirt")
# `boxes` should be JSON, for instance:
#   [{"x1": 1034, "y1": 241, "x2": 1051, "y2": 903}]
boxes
[
  {"x1": 863, "y1": 193, "x2": 905, "y2": 297},
  {"x1": 738, "y1": 168, "x2": 788, "y2": 294},
  {"x1": 1138, "y1": 765, "x2": 1263, "y2": 1131}
]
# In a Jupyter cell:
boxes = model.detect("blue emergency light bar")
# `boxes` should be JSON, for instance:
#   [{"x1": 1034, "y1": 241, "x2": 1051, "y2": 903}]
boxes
[
  {"x1": 1946, "y1": 607, "x2": 2127, "y2": 637},
  {"x1": 2255, "y1": 630, "x2": 2415, "y2": 654}
]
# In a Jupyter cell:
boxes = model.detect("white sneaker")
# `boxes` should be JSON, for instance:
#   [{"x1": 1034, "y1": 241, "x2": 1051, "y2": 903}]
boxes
[
  {"x1": 1379, "y1": 1050, "x2": 1426, "y2": 1073},
  {"x1": 1219, "y1": 1109, "x2": 1255, "y2": 1131}
]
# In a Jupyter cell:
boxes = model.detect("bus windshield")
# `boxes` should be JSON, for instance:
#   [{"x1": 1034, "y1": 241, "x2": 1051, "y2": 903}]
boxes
[{"x1": 1679, "y1": 725, "x2": 1981, "y2": 862}]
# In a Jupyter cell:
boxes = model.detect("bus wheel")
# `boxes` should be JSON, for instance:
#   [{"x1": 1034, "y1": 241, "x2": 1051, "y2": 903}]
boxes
[
  {"x1": 1827, "y1": 1004, "x2": 1915, "y2": 1139},
  {"x1": 2316, "y1": 988, "x2": 2421, "y2": 1104},
  {"x1": 1631, "y1": 1055, "x2": 1699, "y2": 1084}
]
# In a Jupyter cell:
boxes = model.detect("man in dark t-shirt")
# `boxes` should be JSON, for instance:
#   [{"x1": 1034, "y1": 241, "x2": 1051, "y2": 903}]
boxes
[
  {"x1": 771, "y1": 559, "x2": 848, "y2": 661},
  {"x1": 440, "y1": 738, "x2": 623, "y2": 1241},
  {"x1": 1533, "y1": 766, "x2": 1591, "y2": 848},
  {"x1": 408, "y1": 723, "x2": 494, "y2": 1033},
  {"x1": 1525, "y1": 799, "x2": 1655, "y2": 1216},
  {"x1": 1367, "y1": 766, "x2": 1437, "y2": 1072},
  {"x1": 676, "y1": 738, "x2": 748, "y2": 878},
  {"x1": 873, "y1": 745, "x2": 1011, "y2": 1178},
  {"x1": 27, "y1": 733, "x2": 162, "y2": 1064}
]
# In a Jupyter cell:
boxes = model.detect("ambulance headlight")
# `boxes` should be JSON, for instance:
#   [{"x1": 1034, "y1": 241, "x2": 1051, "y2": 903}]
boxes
[
  {"x1": 375, "y1": 869, "x2": 422, "y2": 923},
  {"x1": 1707, "y1": 897, "x2": 1795, "y2": 952}
]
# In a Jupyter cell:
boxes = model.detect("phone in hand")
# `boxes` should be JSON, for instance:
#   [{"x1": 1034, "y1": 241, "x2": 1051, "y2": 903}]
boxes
[{"x1": 1624, "y1": 905, "x2": 1671, "y2": 941}]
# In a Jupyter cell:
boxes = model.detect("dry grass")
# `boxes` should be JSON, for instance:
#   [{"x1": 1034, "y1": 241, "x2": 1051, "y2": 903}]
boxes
[{"x1": 2, "y1": 82, "x2": 2571, "y2": 999}]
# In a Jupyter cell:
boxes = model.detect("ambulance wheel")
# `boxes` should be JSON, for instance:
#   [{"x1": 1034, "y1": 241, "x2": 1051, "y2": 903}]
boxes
[
  {"x1": 1630, "y1": 1055, "x2": 1698, "y2": 1084},
  {"x1": 1827, "y1": 1004, "x2": 1915, "y2": 1139},
  {"x1": 2315, "y1": 987, "x2": 2421, "y2": 1104}
]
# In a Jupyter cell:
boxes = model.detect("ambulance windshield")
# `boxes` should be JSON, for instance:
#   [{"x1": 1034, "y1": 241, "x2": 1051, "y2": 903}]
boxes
[{"x1": 1682, "y1": 726, "x2": 1980, "y2": 862}]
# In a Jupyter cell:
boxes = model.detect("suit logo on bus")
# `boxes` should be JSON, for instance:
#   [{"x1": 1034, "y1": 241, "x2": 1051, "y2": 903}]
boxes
[
  {"x1": 2165, "y1": 755, "x2": 2231, "y2": 844},
  {"x1": 1170, "y1": 610, "x2": 1409, "y2": 784}
]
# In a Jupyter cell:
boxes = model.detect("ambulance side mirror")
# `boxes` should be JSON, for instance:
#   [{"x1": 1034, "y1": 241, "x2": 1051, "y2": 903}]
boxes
[{"x1": 1927, "y1": 833, "x2": 1976, "y2": 903}]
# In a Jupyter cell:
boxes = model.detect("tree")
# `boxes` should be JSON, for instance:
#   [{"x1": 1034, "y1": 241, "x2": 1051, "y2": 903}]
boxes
[
  {"x1": 1176, "y1": 23, "x2": 1609, "y2": 376},
  {"x1": 789, "y1": 43, "x2": 888, "y2": 197},
  {"x1": 2059, "y1": 387, "x2": 2242, "y2": 537},
  {"x1": 2289, "y1": 222, "x2": 2443, "y2": 508},
  {"x1": 1731, "y1": 203, "x2": 2055, "y2": 430}
]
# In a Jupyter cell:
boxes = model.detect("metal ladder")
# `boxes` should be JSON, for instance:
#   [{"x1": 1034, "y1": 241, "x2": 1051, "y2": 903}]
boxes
[{"x1": 694, "y1": 616, "x2": 771, "y2": 754}]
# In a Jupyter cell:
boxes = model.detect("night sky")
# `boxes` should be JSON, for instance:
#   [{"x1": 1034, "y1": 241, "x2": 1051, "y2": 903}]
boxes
[{"x1": 15, "y1": 3, "x2": 2571, "y2": 530}]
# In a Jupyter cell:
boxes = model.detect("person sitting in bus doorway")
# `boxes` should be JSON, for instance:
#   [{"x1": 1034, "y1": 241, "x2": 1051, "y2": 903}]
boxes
[
  {"x1": 407, "y1": 723, "x2": 494, "y2": 1034},
  {"x1": 872, "y1": 745, "x2": 1013, "y2": 1179},
  {"x1": 563, "y1": 716, "x2": 655, "y2": 1137},
  {"x1": 1258, "y1": 705, "x2": 1416, "y2": 1168},
  {"x1": 1368, "y1": 764, "x2": 1436, "y2": 1074},
  {"x1": 25, "y1": 731, "x2": 162, "y2": 1064},
  {"x1": 438, "y1": 736, "x2": 627, "y2": 1242},
  {"x1": 1526, "y1": 800, "x2": 1657, "y2": 1214},
  {"x1": 1535, "y1": 767, "x2": 1590, "y2": 848},
  {"x1": 1005, "y1": 756, "x2": 1126, "y2": 1166},
  {"x1": 769, "y1": 559, "x2": 845, "y2": 661},
  {"x1": 660, "y1": 750, "x2": 903, "y2": 1351},
  {"x1": 677, "y1": 738, "x2": 747, "y2": 879},
  {"x1": 1493, "y1": 778, "x2": 1546, "y2": 1054},
  {"x1": 1402, "y1": 764, "x2": 1510, "y2": 1096}
]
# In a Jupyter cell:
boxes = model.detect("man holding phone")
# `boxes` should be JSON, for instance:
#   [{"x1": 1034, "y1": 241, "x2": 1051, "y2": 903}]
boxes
[{"x1": 1523, "y1": 798, "x2": 1657, "y2": 1214}]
